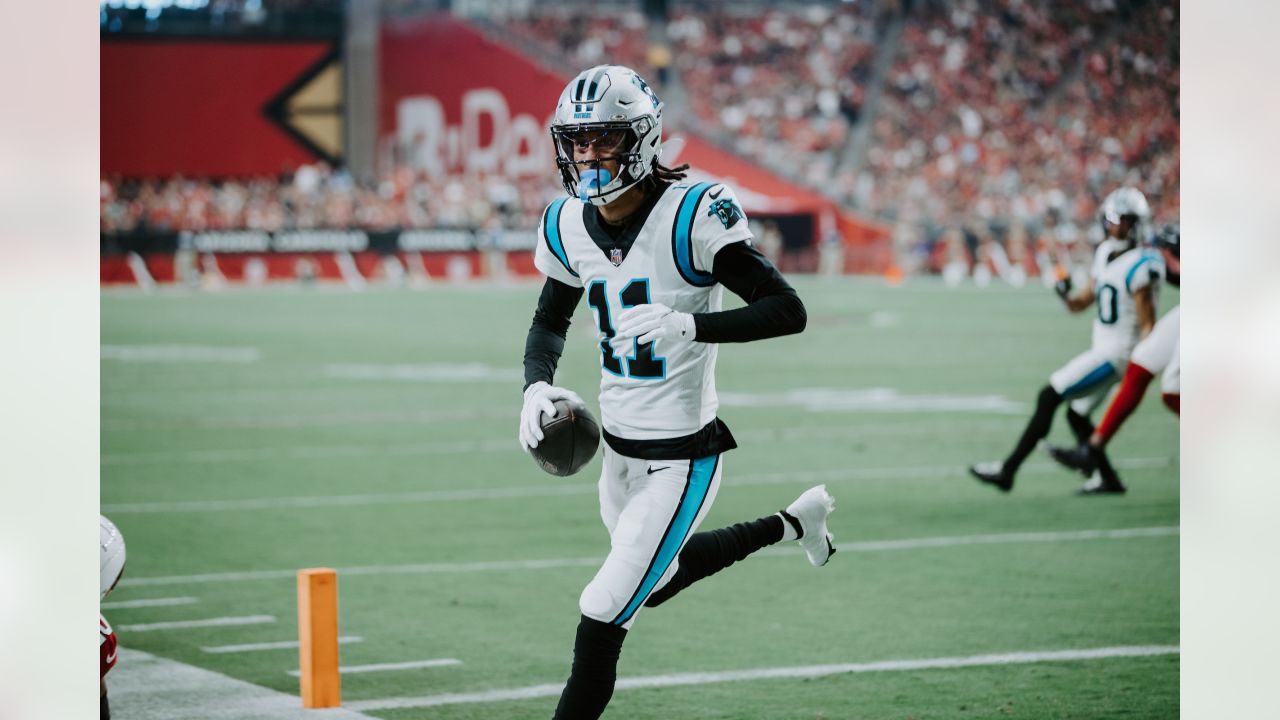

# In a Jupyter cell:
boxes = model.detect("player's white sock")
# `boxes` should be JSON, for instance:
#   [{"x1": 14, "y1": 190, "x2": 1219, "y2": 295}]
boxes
[{"x1": 776, "y1": 512, "x2": 800, "y2": 542}]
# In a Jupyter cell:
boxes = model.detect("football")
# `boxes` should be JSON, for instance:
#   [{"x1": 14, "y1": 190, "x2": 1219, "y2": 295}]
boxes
[{"x1": 531, "y1": 398, "x2": 600, "y2": 476}]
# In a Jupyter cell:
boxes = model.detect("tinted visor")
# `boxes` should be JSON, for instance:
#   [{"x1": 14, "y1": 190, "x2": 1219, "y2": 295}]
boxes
[{"x1": 553, "y1": 124, "x2": 635, "y2": 163}]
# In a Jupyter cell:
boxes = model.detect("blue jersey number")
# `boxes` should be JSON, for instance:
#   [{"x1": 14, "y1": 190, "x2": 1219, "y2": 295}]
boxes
[
  {"x1": 1096, "y1": 283, "x2": 1119, "y2": 325},
  {"x1": 586, "y1": 279, "x2": 666, "y2": 379}
]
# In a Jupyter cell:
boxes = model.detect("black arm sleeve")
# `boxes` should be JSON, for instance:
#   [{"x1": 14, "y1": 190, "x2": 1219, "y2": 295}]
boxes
[
  {"x1": 523, "y1": 277, "x2": 585, "y2": 389},
  {"x1": 692, "y1": 241, "x2": 807, "y2": 343}
]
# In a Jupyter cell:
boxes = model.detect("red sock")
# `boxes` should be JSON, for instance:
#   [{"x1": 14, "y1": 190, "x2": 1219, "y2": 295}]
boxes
[
  {"x1": 1093, "y1": 362, "x2": 1156, "y2": 446},
  {"x1": 1162, "y1": 393, "x2": 1180, "y2": 415}
]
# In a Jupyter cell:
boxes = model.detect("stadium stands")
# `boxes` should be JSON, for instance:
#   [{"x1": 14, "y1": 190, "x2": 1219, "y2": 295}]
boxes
[{"x1": 101, "y1": 0, "x2": 1179, "y2": 280}]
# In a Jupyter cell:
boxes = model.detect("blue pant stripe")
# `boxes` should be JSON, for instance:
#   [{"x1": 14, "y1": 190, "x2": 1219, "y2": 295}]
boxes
[
  {"x1": 611, "y1": 455, "x2": 717, "y2": 626},
  {"x1": 1063, "y1": 361, "x2": 1116, "y2": 398}
]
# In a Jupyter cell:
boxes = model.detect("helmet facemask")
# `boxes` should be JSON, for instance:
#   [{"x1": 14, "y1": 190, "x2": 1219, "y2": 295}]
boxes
[
  {"x1": 550, "y1": 66, "x2": 665, "y2": 205},
  {"x1": 552, "y1": 117, "x2": 655, "y2": 206}
]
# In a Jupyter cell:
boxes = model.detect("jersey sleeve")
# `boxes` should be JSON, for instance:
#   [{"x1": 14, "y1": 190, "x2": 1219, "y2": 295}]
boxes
[
  {"x1": 533, "y1": 198, "x2": 583, "y2": 288},
  {"x1": 689, "y1": 183, "x2": 754, "y2": 275},
  {"x1": 1090, "y1": 240, "x2": 1119, "y2": 280},
  {"x1": 1125, "y1": 250, "x2": 1166, "y2": 293}
]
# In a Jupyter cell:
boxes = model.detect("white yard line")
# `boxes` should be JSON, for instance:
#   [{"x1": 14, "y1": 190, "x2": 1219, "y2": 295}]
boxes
[
  {"x1": 101, "y1": 456, "x2": 1174, "y2": 514},
  {"x1": 98, "y1": 418, "x2": 1092, "y2": 466},
  {"x1": 285, "y1": 658, "x2": 463, "y2": 677},
  {"x1": 101, "y1": 345, "x2": 260, "y2": 363},
  {"x1": 102, "y1": 596, "x2": 198, "y2": 609},
  {"x1": 119, "y1": 615, "x2": 276, "y2": 632},
  {"x1": 110, "y1": 648, "x2": 379, "y2": 720},
  {"x1": 117, "y1": 526, "x2": 1177, "y2": 588},
  {"x1": 201, "y1": 636, "x2": 364, "y2": 654},
  {"x1": 345, "y1": 645, "x2": 1180, "y2": 711},
  {"x1": 100, "y1": 438, "x2": 517, "y2": 466}
]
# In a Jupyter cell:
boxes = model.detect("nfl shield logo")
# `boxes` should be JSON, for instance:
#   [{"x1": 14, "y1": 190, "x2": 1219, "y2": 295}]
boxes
[{"x1": 610, "y1": 248, "x2": 623, "y2": 266}]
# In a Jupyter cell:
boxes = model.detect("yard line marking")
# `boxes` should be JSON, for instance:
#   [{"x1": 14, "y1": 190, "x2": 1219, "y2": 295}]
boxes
[
  {"x1": 103, "y1": 407, "x2": 514, "y2": 431},
  {"x1": 285, "y1": 658, "x2": 463, "y2": 676},
  {"x1": 118, "y1": 615, "x2": 276, "y2": 632},
  {"x1": 102, "y1": 596, "x2": 198, "y2": 609},
  {"x1": 111, "y1": 648, "x2": 379, "y2": 720},
  {"x1": 117, "y1": 526, "x2": 1177, "y2": 587},
  {"x1": 101, "y1": 345, "x2": 260, "y2": 363},
  {"x1": 100, "y1": 420, "x2": 1042, "y2": 464},
  {"x1": 201, "y1": 636, "x2": 364, "y2": 654},
  {"x1": 102, "y1": 456, "x2": 1174, "y2": 513},
  {"x1": 100, "y1": 438, "x2": 517, "y2": 466},
  {"x1": 345, "y1": 645, "x2": 1180, "y2": 711},
  {"x1": 325, "y1": 363, "x2": 521, "y2": 383},
  {"x1": 720, "y1": 388, "x2": 1025, "y2": 413}
]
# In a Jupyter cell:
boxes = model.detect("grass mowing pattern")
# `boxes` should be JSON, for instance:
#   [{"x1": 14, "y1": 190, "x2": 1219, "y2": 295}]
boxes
[{"x1": 102, "y1": 278, "x2": 1179, "y2": 718}]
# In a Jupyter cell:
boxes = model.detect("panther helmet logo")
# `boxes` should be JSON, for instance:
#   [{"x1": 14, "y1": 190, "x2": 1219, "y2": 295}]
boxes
[{"x1": 708, "y1": 197, "x2": 744, "y2": 230}]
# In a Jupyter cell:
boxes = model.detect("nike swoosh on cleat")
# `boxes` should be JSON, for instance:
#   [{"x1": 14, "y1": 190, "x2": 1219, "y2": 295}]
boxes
[
  {"x1": 646, "y1": 466, "x2": 671, "y2": 475},
  {"x1": 708, "y1": 187, "x2": 724, "y2": 199}
]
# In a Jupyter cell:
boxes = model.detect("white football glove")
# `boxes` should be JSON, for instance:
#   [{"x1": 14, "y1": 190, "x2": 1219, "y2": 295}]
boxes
[
  {"x1": 519, "y1": 381, "x2": 584, "y2": 451},
  {"x1": 614, "y1": 303, "x2": 695, "y2": 345}
]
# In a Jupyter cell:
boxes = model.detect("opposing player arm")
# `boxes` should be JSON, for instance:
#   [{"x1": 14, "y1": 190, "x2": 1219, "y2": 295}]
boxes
[
  {"x1": 1133, "y1": 285, "x2": 1157, "y2": 339},
  {"x1": 523, "y1": 277, "x2": 585, "y2": 389},
  {"x1": 695, "y1": 241, "x2": 807, "y2": 342}
]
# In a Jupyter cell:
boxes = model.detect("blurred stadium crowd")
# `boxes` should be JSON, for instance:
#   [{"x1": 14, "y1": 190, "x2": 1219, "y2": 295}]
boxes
[{"x1": 101, "y1": 0, "x2": 1178, "y2": 277}]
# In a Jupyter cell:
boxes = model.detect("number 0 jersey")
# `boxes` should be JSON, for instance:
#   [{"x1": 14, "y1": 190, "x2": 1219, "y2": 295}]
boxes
[
  {"x1": 534, "y1": 181, "x2": 752, "y2": 441},
  {"x1": 1090, "y1": 239, "x2": 1165, "y2": 359}
]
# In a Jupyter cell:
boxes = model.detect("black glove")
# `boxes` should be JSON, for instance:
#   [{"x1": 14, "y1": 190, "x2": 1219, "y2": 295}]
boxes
[{"x1": 1054, "y1": 275, "x2": 1072, "y2": 300}]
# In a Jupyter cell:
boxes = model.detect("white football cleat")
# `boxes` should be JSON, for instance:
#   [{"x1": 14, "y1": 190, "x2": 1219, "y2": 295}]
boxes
[{"x1": 786, "y1": 485, "x2": 836, "y2": 567}]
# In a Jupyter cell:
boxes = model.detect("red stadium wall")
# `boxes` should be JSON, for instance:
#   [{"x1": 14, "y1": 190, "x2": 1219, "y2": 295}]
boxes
[
  {"x1": 380, "y1": 17, "x2": 562, "y2": 178},
  {"x1": 101, "y1": 41, "x2": 331, "y2": 177}
]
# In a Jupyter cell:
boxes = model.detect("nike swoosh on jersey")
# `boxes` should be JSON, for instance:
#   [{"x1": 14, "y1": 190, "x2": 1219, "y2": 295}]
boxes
[
  {"x1": 708, "y1": 187, "x2": 724, "y2": 199},
  {"x1": 647, "y1": 465, "x2": 671, "y2": 475}
]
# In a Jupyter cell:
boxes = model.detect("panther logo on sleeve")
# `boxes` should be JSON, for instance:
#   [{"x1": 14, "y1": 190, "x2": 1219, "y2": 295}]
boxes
[{"x1": 708, "y1": 197, "x2": 744, "y2": 230}]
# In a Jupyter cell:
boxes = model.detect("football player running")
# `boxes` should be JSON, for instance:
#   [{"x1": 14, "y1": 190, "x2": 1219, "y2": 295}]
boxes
[
  {"x1": 970, "y1": 187, "x2": 1164, "y2": 495},
  {"x1": 1047, "y1": 223, "x2": 1180, "y2": 488},
  {"x1": 520, "y1": 65, "x2": 836, "y2": 719}
]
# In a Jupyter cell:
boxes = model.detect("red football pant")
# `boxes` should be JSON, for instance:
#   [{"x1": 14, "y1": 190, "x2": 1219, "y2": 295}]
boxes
[{"x1": 1093, "y1": 362, "x2": 1156, "y2": 446}]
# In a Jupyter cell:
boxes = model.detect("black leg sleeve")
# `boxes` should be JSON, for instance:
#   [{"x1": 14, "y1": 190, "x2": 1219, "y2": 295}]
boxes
[
  {"x1": 644, "y1": 515, "x2": 784, "y2": 609},
  {"x1": 1004, "y1": 385, "x2": 1063, "y2": 477},
  {"x1": 1064, "y1": 408, "x2": 1096, "y2": 445},
  {"x1": 101, "y1": 693, "x2": 110, "y2": 720},
  {"x1": 553, "y1": 616, "x2": 628, "y2": 720}
]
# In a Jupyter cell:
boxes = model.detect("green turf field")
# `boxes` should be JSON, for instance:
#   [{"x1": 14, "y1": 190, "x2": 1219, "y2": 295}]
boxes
[{"x1": 101, "y1": 277, "x2": 1179, "y2": 719}]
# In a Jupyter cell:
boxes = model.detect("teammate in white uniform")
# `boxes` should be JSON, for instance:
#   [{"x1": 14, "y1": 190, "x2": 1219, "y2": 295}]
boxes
[
  {"x1": 1049, "y1": 224, "x2": 1180, "y2": 485},
  {"x1": 970, "y1": 187, "x2": 1163, "y2": 495},
  {"x1": 519, "y1": 65, "x2": 837, "y2": 720}
]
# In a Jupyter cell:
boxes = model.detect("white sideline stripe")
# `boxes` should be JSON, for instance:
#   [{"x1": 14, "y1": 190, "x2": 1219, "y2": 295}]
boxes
[
  {"x1": 201, "y1": 636, "x2": 364, "y2": 654},
  {"x1": 346, "y1": 645, "x2": 1180, "y2": 711},
  {"x1": 112, "y1": 648, "x2": 379, "y2": 720},
  {"x1": 102, "y1": 596, "x2": 198, "y2": 609},
  {"x1": 101, "y1": 345, "x2": 260, "y2": 363},
  {"x1": 118, "y1": 526, "x2": 1177, "y2": 587},
  {"x1": 285, "y1": 658, "x2": 463, "y2": 676},
  {"x1": 119, "y1": 615, "x2": 276, "y2": 632},
  {"x1": 101, "y1": 456, "x2": 1174, "y2": 513}
]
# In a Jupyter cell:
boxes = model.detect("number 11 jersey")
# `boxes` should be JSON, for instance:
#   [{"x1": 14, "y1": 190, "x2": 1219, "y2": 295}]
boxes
[{"x1": 534, "y1": 181, "x2": 752, "y2": 441}]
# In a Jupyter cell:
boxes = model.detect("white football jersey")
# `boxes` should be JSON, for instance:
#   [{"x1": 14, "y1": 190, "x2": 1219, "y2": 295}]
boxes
[
  {"x1": 534, "y1": 181, "x2": 752, "y2": 440},
  {"x1": 1089, "y1": 241, "x2": 1165, "y2": 358}
]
